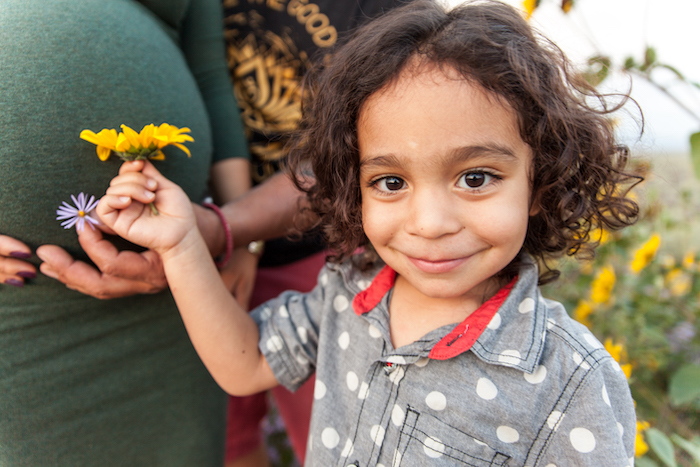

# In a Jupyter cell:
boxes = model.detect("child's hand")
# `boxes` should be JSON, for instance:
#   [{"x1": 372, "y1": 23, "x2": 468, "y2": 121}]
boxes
[{"x1": 97, "y1": 160, "x2": 198, "y2": 258}]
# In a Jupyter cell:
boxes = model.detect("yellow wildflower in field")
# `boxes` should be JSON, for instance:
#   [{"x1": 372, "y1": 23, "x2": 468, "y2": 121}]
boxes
[
  {"x1": 573, "y1": 300, "x2": 593, "y2": 327},
  {"x1": 666, "y1": 268, "x2": 692, "y2": 296},
  {"x1": 682, "y1": 251, "x2": 695, "y2": 270},
  {"x1": 630, "y1": 234, "x2": 661, "y2": 273},
  {"x1": 605, "y1": 338, "x2": 632, "y2": 378},
  {"x1": 635, "y1": 420, "x2": 650, "y2": 457},
  {"x1": 522, "y1": 0, "x2": 538, "y2": 18},
  {"x1": 590, "y1": 265, "x2": 615, "y2": 304}
]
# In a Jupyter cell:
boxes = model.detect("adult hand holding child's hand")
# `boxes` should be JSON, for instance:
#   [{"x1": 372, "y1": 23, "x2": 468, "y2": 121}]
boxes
[{"x1": 97, "y1": 160, "x2": 199, "y2": 260}]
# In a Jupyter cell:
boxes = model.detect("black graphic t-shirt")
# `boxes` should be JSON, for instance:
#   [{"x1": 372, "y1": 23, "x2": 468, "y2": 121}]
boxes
[{"x1": 222, "y1": 0, "x2": 405, "y2": 266}]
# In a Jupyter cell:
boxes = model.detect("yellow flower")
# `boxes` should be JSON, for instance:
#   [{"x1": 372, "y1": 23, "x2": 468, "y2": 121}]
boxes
[
  {"x1": 605, "y1": 338, "x2": 632, "y2": 379},
  {"x1": 152, "y1": 123, "x2": 194, "y2": 157},
  {"x1": 80, "y1": 128, "x2": 119, "y2": 161},
  {"x1": 635, "y1": 421, "x2": 650, "y2": 457},
  {"x1": 573, "y1": 300, "x2": 594, "y2": 327},
  {"x1": 80, "y1": 123, "x2": 193, "y2": 161},
  {"x1": 682, "y1": 251, "x2": 695, "y2": 270},
  {"x1": 630, "y1": 234, "x2": 661, "y2": 273},
  {"x1": 666, "y1": 268, "x2": 692, "y2": 296},
  {"x1": 523, "y1": 0, "x2": 538, "y2": 18},
  {"x1": 590, "y1": 265, "x2": 615, "y2": 304}
]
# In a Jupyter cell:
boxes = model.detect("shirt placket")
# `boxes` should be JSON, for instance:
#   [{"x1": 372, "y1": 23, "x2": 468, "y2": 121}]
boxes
[{"x1": 339, "y1": 357, "x2": 408, "y2": 467}]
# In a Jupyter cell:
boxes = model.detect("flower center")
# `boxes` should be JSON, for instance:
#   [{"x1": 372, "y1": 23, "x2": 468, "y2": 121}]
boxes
[{"x1": 78, "y1": 210, "x2": 86, "y2": 217}]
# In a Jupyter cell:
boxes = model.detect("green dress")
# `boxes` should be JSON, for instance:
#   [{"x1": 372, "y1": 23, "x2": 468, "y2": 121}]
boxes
[{"x1": 0, "y1": 0, "x2": 247, "y2": 464}]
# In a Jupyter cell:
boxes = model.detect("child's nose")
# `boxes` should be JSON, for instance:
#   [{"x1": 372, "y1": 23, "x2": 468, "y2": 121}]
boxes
[{"x1": 404, "y1": 188, "x2": 462, "y2": 239}]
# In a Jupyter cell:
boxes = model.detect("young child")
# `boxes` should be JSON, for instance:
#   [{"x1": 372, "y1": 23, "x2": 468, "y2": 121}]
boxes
[{"x1": 98, "y1": 1, "x2": 641, "y2": 465}]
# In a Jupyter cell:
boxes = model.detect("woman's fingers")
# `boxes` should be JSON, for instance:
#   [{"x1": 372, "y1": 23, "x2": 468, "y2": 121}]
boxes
[{"x1": 0, "y1": 235, "x2": 37, "y2": 287}]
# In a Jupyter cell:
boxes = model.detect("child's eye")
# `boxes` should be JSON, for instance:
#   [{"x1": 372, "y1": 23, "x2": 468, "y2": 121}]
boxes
[
  {"x1": 457, "y1": 171, "x2": 498, "y2": 190},
  {"x1": 374, "y1": 176, "x2": 406, "y2": 192}
]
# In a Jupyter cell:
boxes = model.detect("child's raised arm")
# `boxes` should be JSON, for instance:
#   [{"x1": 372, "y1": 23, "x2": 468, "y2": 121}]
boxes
[{"x1": 97, "y1": 160, "x2": 279, "y2": 395}]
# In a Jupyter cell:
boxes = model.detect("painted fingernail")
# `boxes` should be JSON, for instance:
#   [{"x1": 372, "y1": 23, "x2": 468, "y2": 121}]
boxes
[
  {"x1": 10, "y1": 251, "x2": 31, "y2": 259},
  {"x1": 4, "y1": 278, "x2": 23, "y2": 287},
  {"x1": 17, "y1": 271, "x2": 36, "y2": 279}
]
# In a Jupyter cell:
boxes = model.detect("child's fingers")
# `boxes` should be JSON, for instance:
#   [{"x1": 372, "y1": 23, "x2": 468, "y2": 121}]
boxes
[
  {"x1": 118, "y1": 159, "x2": 146, "y2": 175},
  {"x1": 104, "y1": 182, "x2": 156, "y2": 205},
  {"x1": 108, "y1": 171, "x2": 158, "y2": 191}
]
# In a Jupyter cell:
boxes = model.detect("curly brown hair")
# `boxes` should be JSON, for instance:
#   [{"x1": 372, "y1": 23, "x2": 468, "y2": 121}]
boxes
[{"x1": 287, "y1": 0, "x2": 641, "y2": 283}]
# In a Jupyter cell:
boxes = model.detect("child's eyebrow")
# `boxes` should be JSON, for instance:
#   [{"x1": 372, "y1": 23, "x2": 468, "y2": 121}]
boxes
[{"x1": 360, "y1": 144, "x2": 520, "y2": 172}]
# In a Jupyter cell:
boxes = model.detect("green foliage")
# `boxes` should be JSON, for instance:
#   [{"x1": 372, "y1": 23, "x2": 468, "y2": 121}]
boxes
[
  {"x1": 690, "y1": 132, "x2": 700, "y2": 180},
  {"x1": 541, "y1": 165, "x2": 700, "y2": 466}
]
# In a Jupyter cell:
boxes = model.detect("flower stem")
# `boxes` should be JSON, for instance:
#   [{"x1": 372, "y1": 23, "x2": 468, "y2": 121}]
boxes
[{"x1": 148, "y1": 202, "x2": 159, "y2": 216}]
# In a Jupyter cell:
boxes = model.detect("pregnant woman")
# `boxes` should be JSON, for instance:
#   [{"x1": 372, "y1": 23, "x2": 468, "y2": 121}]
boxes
[{"x1": 0, "y1": 0, "x2": 249, "y2": 465}]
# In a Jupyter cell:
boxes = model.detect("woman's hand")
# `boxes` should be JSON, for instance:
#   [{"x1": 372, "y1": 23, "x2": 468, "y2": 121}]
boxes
[{"x1": 0, "y1": 235, "x2": 36, "y2": 287}]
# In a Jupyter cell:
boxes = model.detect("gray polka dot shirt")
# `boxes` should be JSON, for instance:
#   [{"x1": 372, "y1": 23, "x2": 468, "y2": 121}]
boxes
[{"x1": 252, "y1": 256, "x2": 636, "y2": 466}]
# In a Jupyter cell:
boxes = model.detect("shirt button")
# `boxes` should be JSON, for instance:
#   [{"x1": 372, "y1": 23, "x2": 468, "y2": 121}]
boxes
[{"x1": 383, "y1": 362, "x2": 397, "y2": 375}]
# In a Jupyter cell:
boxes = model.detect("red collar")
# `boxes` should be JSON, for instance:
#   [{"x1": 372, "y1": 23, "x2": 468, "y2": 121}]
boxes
[{"x1": 352, "y1": 265, "x2": 516, "y2": 360}]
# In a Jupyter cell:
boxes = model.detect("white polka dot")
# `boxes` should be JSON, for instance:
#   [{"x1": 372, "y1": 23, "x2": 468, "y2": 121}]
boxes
[
  {"x1": 617, "y1": 422, "x2": 624, "y2": 436},
  {"x1": 547, "y1": 318, "x2": 556, "y2": 329},
  {"x1": 314, "y1": 380, "x2": 327, "y2": 400},
  {"x1": 368, "y1": 324, "x2": 382, "y2": 338},
  {"x1": 333, "y1": 295, "x2": 349, "y2": 312},
  {"x1": 260, "y1": 307, "x2": 272, "y2": 321},
  {"x1": 370, "y1": 425, "x2": 385, "y2": 446},
  {"x1": 602, "y1": 384, "x2": 611, "y2": 406},
  {"x1": 611, "y1": 360, "x2": 623, "y2": 373},
  {"x1": 391, "y1": 404, "x2": 405, "y2": 426},
  {"x1": 425, "y1": 391, "x2": 447, "y2": 411},
  {"x1": 340, "y1": 438, "x2": 353, "y2": 457},
  {"x1": 278, "y1": 305, "x2": 289, "y2": 318},
  {"x1": 570, "y1": 427, "x2": 596, "y2": 453},
  {"x1": 497, "y1": 426, "x2": 520, "y2": 443},
  {"x1": 573, "y1": 352, "x2": 591, "y2": 370},
  {"x1": 423, "y1": 436, "x2": 445, "y2": 458},
  {"x1": 346, "y1": 371, "x2": 359, "y2": 391},
  {"x1": 487, "y1": 313, "x2": 502, "y2": 330},
  {"x1": 297, "y1": 326, "x2": 308, "y2": 344},
  {"x1": 474, "y1": 439, "x2": 487, "y2": 446},
  {"x1": 519, "y1": 297, "x2": 535, "y2": 313},
  {"x1": 320, "y1": 273, "x2": 328, "y2": 286},
  {"x1": 629, "y1": 457, "x2": 634, "y2": 467},
  {"x1": 321, "y1": 427, "x2": 340, "y2": 449},
  {"x1": 545, "y1": 464, "x2": 557, "y2": 467},
  {"x1": 389, "y1": 366, "x2": 405, "y2": 385},
  {"x1": 498, "y1": 349, "x2": 522, "y2": 365},
  {"x1": 524, "y1": 365, "x2": 548, "y2": 384},
  {"x1": 295, "y1": 353, "x2": 307, "y2": 365},
  {"x1": 357, "y1": 279, "x2": 371, "y2": 290},
  {"x1": 266, "y1": 336, "x2": 284, "y2": 353},
  {"x1": 547, "y1": 411, "x2": 564, "y2": 431},
  {"x1": 357, "y1": 382, "x2": 369, "y2": 399},
  {"x1": 476, "y1": 378, "x2": 498, "y2": 400},
  {"x1": 584, "y1": 333, "x2": 603, "y2": 349},
  {"x1": 387, "y1": 355, "x2": 406, "y2": 365},
  {"x1": 338, "y1": 332, "x2": 350, "y2": 350},
  {"x1": 377, "y1": 465, "x2": 386, "y2": 467},
  {"x1": 415, "y1": 357, "x2": 429, "y2": 367},
  {"x1": 392, "y1": 450, "x2": 402, "y2": 467}
]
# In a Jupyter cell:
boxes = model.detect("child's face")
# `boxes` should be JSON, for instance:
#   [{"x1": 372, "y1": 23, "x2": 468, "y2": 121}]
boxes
[{"x1": 357, "y1": 64, "x2": 537, "y2": 304}]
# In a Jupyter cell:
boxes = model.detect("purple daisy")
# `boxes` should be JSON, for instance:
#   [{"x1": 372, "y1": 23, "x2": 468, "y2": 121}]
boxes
[{"x1": 56, "y1": 193, "x2": 100, "y2": 232}]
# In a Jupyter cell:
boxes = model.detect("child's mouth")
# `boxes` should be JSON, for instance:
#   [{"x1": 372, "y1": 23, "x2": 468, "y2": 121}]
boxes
[{"x1": 407, "y1": 256, "x2": 467, "y2": 274}]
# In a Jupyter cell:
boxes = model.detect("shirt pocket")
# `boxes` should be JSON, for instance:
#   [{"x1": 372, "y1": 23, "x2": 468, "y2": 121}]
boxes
[{"x1": 393, "y1": 408, "x2": 511, "y2": 466}]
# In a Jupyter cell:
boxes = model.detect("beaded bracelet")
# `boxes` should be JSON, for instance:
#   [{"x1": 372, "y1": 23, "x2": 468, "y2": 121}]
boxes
[{"x1": 202, "y1": 202, "x2": 233, "y2": 269}]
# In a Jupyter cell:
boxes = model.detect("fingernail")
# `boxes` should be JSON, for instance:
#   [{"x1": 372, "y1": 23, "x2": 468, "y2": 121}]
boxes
[
  {"x1": 144, "y1": 190, "x2": 155, "y2": 199},
  {"x1": 4, "y1": 278, "x2": 23, "y2": 287},
  {"x1": 41, "y1": 267, "x2": 58, "y2": 280},
  {"x1": 17, "y1": 271, "x2": 36, "y2": 279},
  {"x1": 10, "y1": 251, "x2": 31, "y2": 259},
  {"x1": 146, "y1": 178, "x2": 157, "y2": 189},
  {"x1": 119, "y1": 196, "x2": 130, "y2": 203}
]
